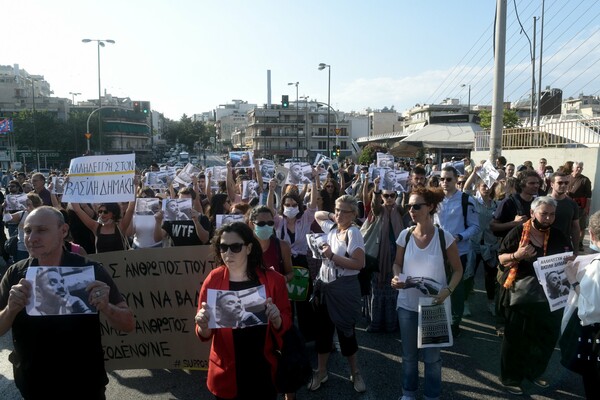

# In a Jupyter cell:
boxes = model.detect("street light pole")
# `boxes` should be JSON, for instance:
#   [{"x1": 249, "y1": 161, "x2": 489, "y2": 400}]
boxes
[
  {"x1": 30, "y1": 78, "x2": 39, "y2": 171},
  {"x1": 82, "y1": 38, "x2": 115, "y2": 153},
  {"x1": 288, "y1": 82, "x2": 299, "y2": 159},
  {"x1": 318, "y1": 63, "x2": 331, "y2": 157},
  {"x1": 461, "y1": 83, "x2": 471, "y2": 113},
  {"x1": 69, "y1": 92, "x2": 81, "y2": 105}
]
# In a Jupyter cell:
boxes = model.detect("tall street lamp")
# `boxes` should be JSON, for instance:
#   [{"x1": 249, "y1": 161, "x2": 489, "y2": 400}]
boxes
[
  {"x1": 461, "y1": 83, "x2": 471, "y2": 116},
  {"x1": 318, "y1": 63, "x2": 331, "y2": 157},
  {"x1": 69, "y1": 92, "x2": 81, "y2": 105},
  {"x1": 82, "y1": 38, "x2": 115, "y2": 153},
  {"x1": 300, "y1": 95, "x2": 309, "y2": 159},
  {"x1": 30, "y1": 77, "x2": 40, "y2": 171},
  {"x1": 288, "y1": 81, "x2": 299, "y2": 159}
]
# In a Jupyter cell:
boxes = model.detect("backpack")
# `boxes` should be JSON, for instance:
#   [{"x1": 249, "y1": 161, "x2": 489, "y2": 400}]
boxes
[
  {"x1": 460, "y1": 191, "x2": 470, "y2": 229},
  {"x1": 404, "y1": 225, "x2": 452, "y2": 278}
]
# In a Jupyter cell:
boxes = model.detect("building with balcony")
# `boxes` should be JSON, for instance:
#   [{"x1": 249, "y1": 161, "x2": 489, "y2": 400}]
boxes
[
  {"x1": 215, "y1": 100, "x2": 256, "y2": 150},
  {"x1": 245, "y1": 101, "x2": 351, "y2": 162}
]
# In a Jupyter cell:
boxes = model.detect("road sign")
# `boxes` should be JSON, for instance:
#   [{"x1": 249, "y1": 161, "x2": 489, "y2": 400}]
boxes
[
  {"x1": 85, "y1": 133, "x2": 92, "y2": 139},
  {"x1": 335, "y1": 128, "x2": 341, "y2": 135}
]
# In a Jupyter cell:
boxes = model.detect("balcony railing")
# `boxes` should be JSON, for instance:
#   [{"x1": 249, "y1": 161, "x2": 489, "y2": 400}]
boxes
[{"x1": 474, "y1": 117, "x2": 600, "y2": 150}]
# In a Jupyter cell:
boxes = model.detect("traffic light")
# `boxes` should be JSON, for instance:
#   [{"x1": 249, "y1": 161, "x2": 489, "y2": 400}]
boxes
[
  {"x1": 133, "y1": 101, "x2": 141, "y2": 113},
  {"x1": 282, "y1": 95, "x2": 289, "y2": 108},
  {"x1": 141, "y1": 101, "x2": 151, "y2": 114},
  {"x1": 332, "y1": 147, "x2": 337, "y2": 157}
]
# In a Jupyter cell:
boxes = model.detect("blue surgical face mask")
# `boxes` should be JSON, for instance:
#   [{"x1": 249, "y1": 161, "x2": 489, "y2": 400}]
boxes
[
  {"x1": 254, "y1": 225, "x2": 273, "y2": 241},
  {"x1": 590, "y1": 242, "x2": 600, "y2": 253}
]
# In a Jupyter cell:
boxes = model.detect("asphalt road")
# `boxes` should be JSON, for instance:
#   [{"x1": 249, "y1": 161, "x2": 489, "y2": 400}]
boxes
[{"x1": 0, "y1": 262, "x2": 587, "y2": 399}]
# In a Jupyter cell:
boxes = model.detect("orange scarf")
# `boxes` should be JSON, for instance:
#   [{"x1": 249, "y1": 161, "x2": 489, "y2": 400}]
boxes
[{"x1": 503, "y1": 219, "x2": 550, "y2": 289}]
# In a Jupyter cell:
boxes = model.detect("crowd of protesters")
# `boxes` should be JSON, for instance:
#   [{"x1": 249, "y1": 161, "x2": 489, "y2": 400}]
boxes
[{"x1": 0, "y1": 152, "x2": 596, "y2": 399}]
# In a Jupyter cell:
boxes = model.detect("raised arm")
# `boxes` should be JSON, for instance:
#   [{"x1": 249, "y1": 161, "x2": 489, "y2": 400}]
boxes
[
  {"x1": 226, "y1": 161, "x2": 237, "y2": 202},
  {"x1": 119, "y1": 201, "x2": 135, "y2": 233},
  {"x1": 70, "y1": 202, "x2": 100, "y2": 234}
]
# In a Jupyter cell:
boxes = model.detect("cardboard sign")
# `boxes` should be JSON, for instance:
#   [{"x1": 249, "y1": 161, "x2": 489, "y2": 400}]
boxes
[{"x1": 88, "y1": 246, "x2": 217, "y2": 371}]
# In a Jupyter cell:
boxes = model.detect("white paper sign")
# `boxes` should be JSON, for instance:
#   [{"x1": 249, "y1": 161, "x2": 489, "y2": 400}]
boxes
[
  {"x1": 532, "y1": 251, "x2": 573, "y2": 311},
  {"x1": 62, "y1": 154, "x2": 136, "y2": 203},
  {"x1": 206, "y1": 286, "x2": 268, "y2": 329}
]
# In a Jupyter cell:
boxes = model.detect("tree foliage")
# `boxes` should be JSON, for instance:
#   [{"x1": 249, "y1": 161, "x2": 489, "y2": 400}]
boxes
[
  {"x1": 164, "y1": 114, "x2": 211, "y2": 149},
  {"x1": 478, "y1": 109, "x2": 521, "y2": 129},
  {"x1": 358, "y1": 143, "x2": 387, "y2": 165}
]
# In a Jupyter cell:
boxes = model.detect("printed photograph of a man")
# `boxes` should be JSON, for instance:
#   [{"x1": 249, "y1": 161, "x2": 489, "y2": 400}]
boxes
[
  {"x1": 545, "y1": 270, "x2": 570, "y2": 300},
  {"x1": 206, "y1": 286, "x2": 268, "y2": 329},
  {"x1": 26, "y1": 266, "x2": 95, "y2": 316}
]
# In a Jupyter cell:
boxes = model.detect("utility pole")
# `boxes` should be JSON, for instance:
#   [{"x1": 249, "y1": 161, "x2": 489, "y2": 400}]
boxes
[{"x1": 490, "y1": 0, "x2": 507, "y2": 163}]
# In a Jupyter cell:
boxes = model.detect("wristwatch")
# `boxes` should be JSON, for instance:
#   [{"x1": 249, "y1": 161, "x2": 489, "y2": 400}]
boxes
[
  {"x1": 456, "y1": 234, "x2": 464, "y2": 242},
  {"x1": 572, "y1": 281, "x2": 580, "y2": 289}
]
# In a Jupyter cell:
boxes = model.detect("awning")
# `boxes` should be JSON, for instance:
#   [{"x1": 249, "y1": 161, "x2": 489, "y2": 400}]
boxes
[{"x1": 400, "y1": 122, "x2": 482, "y2": 149}]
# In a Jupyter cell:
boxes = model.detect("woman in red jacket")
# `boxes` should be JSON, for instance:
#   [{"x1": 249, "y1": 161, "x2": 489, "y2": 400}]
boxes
[{"x1": 195, "y1": 222, "x2": 292, "y2": 400}]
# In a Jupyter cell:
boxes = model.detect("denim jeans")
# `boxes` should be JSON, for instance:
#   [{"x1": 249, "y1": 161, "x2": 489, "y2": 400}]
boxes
[{"x1": 398, "y1": 307, "x2": 441, "y2": 400}]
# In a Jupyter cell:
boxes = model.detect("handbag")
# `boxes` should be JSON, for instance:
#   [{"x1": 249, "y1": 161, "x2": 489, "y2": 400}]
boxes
[
  {"x1": 507, "y1": 275, "x2": 547, "y2": 306},
  {"x1": 359, "y1": 212, "x2": 382, "y2": 273},
  {"x1": 4, "y1": 235, "x2": 17, "y2": 258},
  {"x1": 271, "y1": 325, "x2": 312, "y2": 393}
]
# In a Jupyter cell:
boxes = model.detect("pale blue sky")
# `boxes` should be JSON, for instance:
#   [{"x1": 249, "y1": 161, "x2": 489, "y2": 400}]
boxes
[{"x1": 4, "y1": 1, "x2": 599, "y2": 120}]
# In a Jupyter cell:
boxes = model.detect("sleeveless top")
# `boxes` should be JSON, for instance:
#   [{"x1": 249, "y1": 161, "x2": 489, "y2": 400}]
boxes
[
  {"x1": 262, "y1": 236, "x2": 283, "y2": 274},
  {"x1": 95, "y1": 224, "x2": 125, "y2": 253}
]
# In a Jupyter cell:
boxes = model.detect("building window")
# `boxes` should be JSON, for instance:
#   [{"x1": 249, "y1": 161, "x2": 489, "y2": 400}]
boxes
[
  {"x1": 318, "y1": 128, "x2": 327, "y2": 136},
  {"x1": 340, "y1": 141, "x2": 347, "y2": 149},
  {"x1": 318, "y1": 141, "x2": 326, "y2": 149}
]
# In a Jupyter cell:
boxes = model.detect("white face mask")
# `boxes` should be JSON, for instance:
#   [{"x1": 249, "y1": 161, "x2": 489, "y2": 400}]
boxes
[
  {"x1": 97, "y1": 217, "x2": 113, "y2": 226},
  {"x1": 283, "y1": 206, "x2": 299, "y2": 218},
  {"x1": 545, "y1": 172, "x2": 552, "y2": 178}
]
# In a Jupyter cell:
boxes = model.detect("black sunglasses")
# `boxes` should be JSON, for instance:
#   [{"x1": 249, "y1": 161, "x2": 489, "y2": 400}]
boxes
[
  {"x1": 98, "y1": 210, "x2": 110, "y2": 215},
  {"x1": 255, "y1": 221, "x2": 275, "y2": 227},
  {"x1": 219, "y1": 243, "x2": 245, "y2": 253},
  {"x1": 407, "y1": 203, "x2": 427, "y2": 211},
  {"x1": 382, "y1": 193, "x2": 397, "y2": 199}
]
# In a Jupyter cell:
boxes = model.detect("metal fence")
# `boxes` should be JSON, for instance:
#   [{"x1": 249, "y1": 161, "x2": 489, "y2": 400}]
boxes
[{"x1": 474, "y1": 117, "x2": 600, "y2": 150}]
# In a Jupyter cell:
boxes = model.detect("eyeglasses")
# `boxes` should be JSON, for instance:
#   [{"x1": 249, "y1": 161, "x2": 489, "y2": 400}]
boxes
[
  {"x1": 439, "y1": 177, "x2": 454, "y2": 182},
  {"x1": 335, "y1": 208, "x2": 354, "y2": 214},
  {"x1": 219, "y1": 243, "x2": 245, "y2": 253},
  {"x1": 407, "y1": 203, "x2": 427, "y2": 211},
  {"x1": 98, "y1": 210, "x2": 110, "y2": 215},
  {"x1": 382, "y1": 193, "x2": 397, "y2": 199},
  {"x1": 255, "y1": 221, "x2": 275, "y2": 227}
]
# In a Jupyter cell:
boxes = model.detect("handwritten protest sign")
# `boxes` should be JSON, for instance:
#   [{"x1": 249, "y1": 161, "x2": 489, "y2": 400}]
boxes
[
  {"x1": 62, "y1": 154, "x2": 136, "y2": 203},
  {"x1": 88, "y1": 246, "x2": 217, "y2": 371}
]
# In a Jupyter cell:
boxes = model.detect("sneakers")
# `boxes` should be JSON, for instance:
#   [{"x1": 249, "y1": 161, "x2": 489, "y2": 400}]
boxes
[
  {"x1": 307, "y1": 370, "x2": 328, "y2": 391},
  {"x1": 350, "y1": 371, "x2": 366, "y2": 392},
  {"x1": 487, "y1": 301, "x2": 496, "y2": 316},
  {"x1": 503, "y1": 384, "x2": 524, "y2": 395},
  {"x1": 531, "y1": 378, "x2": 549, "y2": 388},
  {"x1": 463, "y1": 303, "x2": 472, "y2": 317}
]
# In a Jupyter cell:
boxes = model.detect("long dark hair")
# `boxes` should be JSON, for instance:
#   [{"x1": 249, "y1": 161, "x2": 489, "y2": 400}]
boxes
[
  {"x1": 99, "y1": 203, "x2": 122, "y2": 222},
  {"x1": 208, "y1": 193, "x2": 229, "y2": 225},
  {"x1": 211, "y1": 222, "x2": 265, "y2": 281}
]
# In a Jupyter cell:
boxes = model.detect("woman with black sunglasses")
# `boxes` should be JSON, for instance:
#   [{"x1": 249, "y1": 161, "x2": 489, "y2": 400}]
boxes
[
  {"x1": 391, "y1": 186, "x2": 463, "y2": 400},
  {"x1": 194, "y1": 222, "x2": 292, "y2": 400},
  {"x1": 363, "y1": 176, "x2": 404, "y2": 333}
]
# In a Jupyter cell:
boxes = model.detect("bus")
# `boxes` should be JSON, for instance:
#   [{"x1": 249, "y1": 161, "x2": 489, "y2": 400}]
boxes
[{"x1": 179, "y1": 151, "x2": 189, "y2": 163}]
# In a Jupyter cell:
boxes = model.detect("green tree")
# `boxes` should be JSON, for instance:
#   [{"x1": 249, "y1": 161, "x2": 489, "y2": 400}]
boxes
[
  {"x1": 358, "y1": 143, "x2": 387, "y2": 165},
  {"x1": 164, "y1": 114, "x2": 208, "y2": 149},
  {"x1": 478, "y1": 109, "x2": 521, "y2": 129}
]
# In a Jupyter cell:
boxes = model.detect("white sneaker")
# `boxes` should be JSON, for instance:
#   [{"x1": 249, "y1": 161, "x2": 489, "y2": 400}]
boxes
[
  {"x1": 350, "y1": 371, "x2": 366, "y2": 392},
  {"x1": 463, "y1": 303, "x2": 472, "y2": 317},
  {"x1": 488, "y1": 301, "x2": 496, "y2": 316},
  {"x1": 307, "y1": 370, "x2": 328, "y2": 391}
]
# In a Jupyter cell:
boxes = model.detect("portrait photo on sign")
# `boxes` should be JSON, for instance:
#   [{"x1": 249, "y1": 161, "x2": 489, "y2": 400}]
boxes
[
  {"x1": 206, "y1": 286, "x2": 268, "y2": 329},
  {"x1": 25, "y1": 266, "x2": 96, "y2": 316},
  {"x1": 144, "y1": 170, "x2": 170, "y2": 189},
  {"x1": 306, "y1": 233, "x2": 328, "y2": 260},
  {"x1": 162, "y1": 198, "x2": 192, "y2": 221},
  {"x1": 284, "y1": 162, "x2": 312, "y2": 185},
  {"x1": 6, "y1": 193, "x2": 27, "y2": 210},
  {"x1": 215, "y1": 214, "x2": 245, "y2": 229},
  {"x1": 258, "y1": 159, "x2": 275, "y2": 180},
  {"x1": 51, "y1": 177, "x2": 66, "y2": 194},
  {"x1": 230, "y1": 151, "x2": 253, "y2": 169},
  {"x1": 174, "y1": 163, "x2": 201, "y2": 186},
  {"x1": 135, "y1": 198, "x2": 160, "y2": 216},
  {"x1": 242, "y1": 180, "x2": 260, "y2": 202},
  {"x1": 376, "y1": 152, "x2": 395, "y2": 169}
]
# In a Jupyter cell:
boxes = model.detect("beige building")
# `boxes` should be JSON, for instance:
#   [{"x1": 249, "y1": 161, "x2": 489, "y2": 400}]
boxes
[{"x1": 245, "y1": 101, "x2": 351, "y2": 162}]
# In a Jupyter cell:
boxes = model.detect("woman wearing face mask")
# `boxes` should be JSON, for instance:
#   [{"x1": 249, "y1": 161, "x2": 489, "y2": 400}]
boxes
[
  {"x1": 267, "y1": 169, "x2": 319, "y2": 341},
  {"x1": 248, "y1": 206, "x2": 294, "y2": 282}
]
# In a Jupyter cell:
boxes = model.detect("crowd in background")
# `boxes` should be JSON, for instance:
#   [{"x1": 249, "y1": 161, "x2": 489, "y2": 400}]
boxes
[{"x1": 0, "y1": 151, "x2": 597, "y2": 399}]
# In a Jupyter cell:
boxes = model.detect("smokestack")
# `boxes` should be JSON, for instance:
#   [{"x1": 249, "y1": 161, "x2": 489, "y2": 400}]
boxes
[{"x1": 267, "y1": 70, "x2": 271, "y2": 108}]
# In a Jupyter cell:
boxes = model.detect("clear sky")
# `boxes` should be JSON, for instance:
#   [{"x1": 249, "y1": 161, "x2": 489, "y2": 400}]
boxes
[{"x1": 4, "y1": 0, "x2": 599, "y2": 120}]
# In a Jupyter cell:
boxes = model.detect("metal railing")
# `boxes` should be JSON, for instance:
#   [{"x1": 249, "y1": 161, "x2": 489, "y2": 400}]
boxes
[{"x1": 474, "y1": 117, "x2": 600, "y2": 150}]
